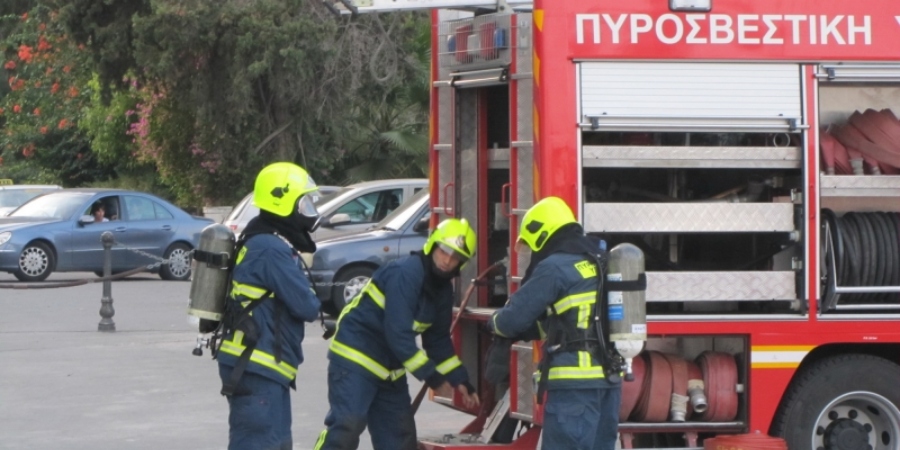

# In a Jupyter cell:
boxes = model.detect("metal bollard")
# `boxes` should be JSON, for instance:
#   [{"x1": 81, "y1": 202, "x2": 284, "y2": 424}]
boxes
[{"x1": 98, "y1": 231, "x2": 116, "y2": 332}]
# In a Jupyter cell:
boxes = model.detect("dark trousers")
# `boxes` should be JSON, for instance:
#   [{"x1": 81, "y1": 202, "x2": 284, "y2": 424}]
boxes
[
  {"x1": 218, "y1": 364, "x2": 292, "y2": 450},
  {"x1": 542, "y1": 386, "x2": 621, "y2": 450},
  {"x1": 314, "y1": 362, "x2": 416, "y2": 450}
]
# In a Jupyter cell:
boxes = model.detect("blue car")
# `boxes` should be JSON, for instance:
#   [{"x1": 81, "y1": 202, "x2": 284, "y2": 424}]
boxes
[
  {"x1": 310, "y1": 188, "x2": 431, "y2": 314},
  {"x1": 0, "y1": 189, "x2": 213, "y2": 281}
]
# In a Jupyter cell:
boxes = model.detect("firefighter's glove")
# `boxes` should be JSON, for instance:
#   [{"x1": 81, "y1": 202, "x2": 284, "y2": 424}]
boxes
[
  {"x1": 321, "y1": 319, "x2": 336, "y2": 340},
  {"x1": 485, "y1": 336, "x2": 513, "y2": 386}
]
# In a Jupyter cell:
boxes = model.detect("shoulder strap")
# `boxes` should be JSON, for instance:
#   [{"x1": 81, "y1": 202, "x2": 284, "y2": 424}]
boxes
[{"x1": 220, "y1": 290, "x2": 273, "y2": 397}]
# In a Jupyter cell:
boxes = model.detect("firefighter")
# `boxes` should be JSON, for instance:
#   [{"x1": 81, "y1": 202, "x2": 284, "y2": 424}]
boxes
[
  {"x1": 487, "y1": 196, "x2": 621, "y2": 450},
  {"x1": 314, "y1": 218, "x2": 481, "y2": 450},
  {"x1": 216, "y1": 162, "x2": 322, "y2": 450}
]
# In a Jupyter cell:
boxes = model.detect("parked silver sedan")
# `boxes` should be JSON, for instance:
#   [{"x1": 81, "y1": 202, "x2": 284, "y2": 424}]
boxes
[
  {"x1": 309, "y1": 189, "x2": 431, "y2": 314},
  {"x1": 0, "y1": 189, "x2": 213, "y2": 281},
  {"x1": 0, "y1": 184, "x2": 62, "y2": 216},
  {"x1": 223, "y1": 179, "x2": 427, "y2": 241}
]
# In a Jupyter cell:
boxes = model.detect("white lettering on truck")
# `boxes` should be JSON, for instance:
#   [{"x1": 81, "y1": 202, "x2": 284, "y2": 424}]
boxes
[{"x1": 575, "y1": 13, "x2": 873, "y2": 46}]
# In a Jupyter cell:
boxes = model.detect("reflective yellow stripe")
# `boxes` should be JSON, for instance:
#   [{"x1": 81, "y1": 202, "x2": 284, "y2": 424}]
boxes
[
  {"x1": 313, "y1": 430, "x2": 327, "y2": 450},
  {"x1": 548, "y1": 366, "x2": 606, "y2": 379},
  {"x1": 231, "y1": 281, "x2": 267, "y2": 299},
  {"x1": 219, "y1": 340, "x2": 298, "y2": 380},
  {"x1": 551, "y1": 292, "x2": 595, "y2": 315},
  {"x1": 330, "y1": 340, "x2": 406, "y2": 380},
  {"x1": 578, "y1": 304, "x2": 591, "y2": 329},
  {"x1": 492, "y1": 315, "x2": 510, "y2": 338},
  {"x1": 413, "y1": 321, "x2": 431, "y2": 333},
  {"x1": 404, "y1": 350, "x2": 429, "y2": 372},
  {"x1": 547, "y1": 350, "x2": 605, "y2": 380},
  {"x1": 364, "y1": 283, "x2": 385, "y2": 309},
  {"x1": 436, "y1": 356, "x2": 462, "y2": 374}
]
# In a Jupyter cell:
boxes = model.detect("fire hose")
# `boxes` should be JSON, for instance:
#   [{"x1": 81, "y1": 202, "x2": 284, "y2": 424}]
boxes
[
  {"x1": 625, "y1": 351, "x2": 733, "y2": 422},
  {"x1": 411, "y1": 259, "x2": 507, "y2": 414},
  {"x1": 822, "y1": 209, "x2": 900, "y2": 304}
]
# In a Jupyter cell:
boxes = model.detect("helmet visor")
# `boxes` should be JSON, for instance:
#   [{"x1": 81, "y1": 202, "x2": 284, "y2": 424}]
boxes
[
  {"x1": 436, "y1": 242, "x2": 469, "y2": 264},
  {"x1": 297, "y1": 193, "x2": 319, "y2": 219}
]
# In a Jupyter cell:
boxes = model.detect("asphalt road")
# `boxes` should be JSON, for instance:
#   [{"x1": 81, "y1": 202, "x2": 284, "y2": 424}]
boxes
[{"x1": 0, "y1": 271, "x2": 472, "y2": 450}]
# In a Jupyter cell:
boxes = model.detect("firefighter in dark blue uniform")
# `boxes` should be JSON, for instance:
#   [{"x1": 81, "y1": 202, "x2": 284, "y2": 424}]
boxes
[
  {"x1": 314, "y1": 218, "x2": 481, "y2": 450},
  {"x1": 488, "y1": 197, "x2": 621, "y2": 450},
  {"x1": 217, "y1": 162, "x2": 322, "y2": 450}
]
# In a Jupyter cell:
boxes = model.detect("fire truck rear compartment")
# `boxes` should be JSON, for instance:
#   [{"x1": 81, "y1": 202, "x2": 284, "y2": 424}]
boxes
[{"x1": 582, "y1": 136, "x2": 803, "y2": 316}]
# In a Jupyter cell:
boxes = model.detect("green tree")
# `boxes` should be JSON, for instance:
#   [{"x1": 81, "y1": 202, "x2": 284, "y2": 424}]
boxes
[
  {"x1": 0, "y1": 5, "x2": 113, "y2": 185},
  {"x1": 56, "y1": 0, "x2": 432, "y2": 205}
]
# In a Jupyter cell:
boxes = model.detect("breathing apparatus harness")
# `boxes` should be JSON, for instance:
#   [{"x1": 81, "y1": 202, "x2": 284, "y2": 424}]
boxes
[
  {"x1": 200, "y1": 231, "x2": 324, "y2": 397},
  {"x1": 535, "y1": 239, "x2": 645, "y2": 403}
]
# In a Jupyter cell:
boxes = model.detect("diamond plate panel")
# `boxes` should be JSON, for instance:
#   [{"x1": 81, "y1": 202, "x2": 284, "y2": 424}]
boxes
[
  {"x1": 511, "y1": 341, "x2": 534, "y2": 421},
  {"x1": 820, "y1": 175, "x2": 900, "y2": 197},
  {"x1": 584, "y1": 203, "x2": 796, "y2": 233},
  {"x1": 582, "y1": 146, "x2": 801, "y2": 169},
  {"x1": 458, "y1": 90, "x2": 479, "y2": 292},
  {"x1": 516, "y1": 78, "x2": 533, "y2": 142},
  {"x1": 646, "y1": 271, "x2": 797, "y2": 302},
  {"x1": 437, "y1": 86, "x2": 454, "y2": 222},
  {"x1": 514, "y1": 14, "x2": 532, "y2": 76}
]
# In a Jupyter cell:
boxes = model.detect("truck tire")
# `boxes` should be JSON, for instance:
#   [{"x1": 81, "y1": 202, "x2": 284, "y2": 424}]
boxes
[
  {"x1": 15, "y1": 241, "x2": 56, "y2": 282},
  {"x1": 331, "y1": 266, "x2": 374, "y2": 312},
  {"x1": 771, "y1": 353, "x2": 900, "y2": 450}
]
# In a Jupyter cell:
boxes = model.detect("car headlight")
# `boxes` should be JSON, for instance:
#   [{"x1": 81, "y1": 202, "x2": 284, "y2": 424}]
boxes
[{"x1": 0, "y1": 231, "x2": 10, "y2": 246}]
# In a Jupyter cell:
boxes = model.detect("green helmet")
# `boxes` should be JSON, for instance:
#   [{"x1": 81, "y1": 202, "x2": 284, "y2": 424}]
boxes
[
  {"x1": 518, "y1": 196, "x2": 576, "y2": 252},
  {"x1": 253, "y1": 162, "x2": 318, "y2": 218},
  {"x1": 423, "y1": 218, "x2": 477, "y2": 264}
]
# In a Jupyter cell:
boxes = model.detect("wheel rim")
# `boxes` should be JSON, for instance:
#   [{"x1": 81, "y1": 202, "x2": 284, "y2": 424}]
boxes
[
  {"x1": 167, "y1": 248, "x2": 191, "y2": 278},
  {"x1": 342, "y1": 276, "x2": 370, "y2": 303},
  {"x1": 19, "y1": 246, "x2": 49, "y2": 277},
  {"x1": 813, "y1": 391, "x2": 900, "y2": 450}
]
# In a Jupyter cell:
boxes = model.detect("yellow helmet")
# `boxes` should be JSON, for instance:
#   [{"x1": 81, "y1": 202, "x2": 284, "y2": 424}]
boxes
[
  {"x1": 253, "y1": 162, "x2": 318, "y2": 218},
  {"x1": 423, "y1": 218, "x2": 477, "y2": 264},
  {"x1": 518, "y1": 196, "x2": 576, "y2": 252}
]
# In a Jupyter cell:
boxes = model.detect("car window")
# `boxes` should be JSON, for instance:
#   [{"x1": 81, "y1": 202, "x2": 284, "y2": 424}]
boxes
[
  {"x1": 333, "y1": 191, "x2": 382, "y2": 223},
  {"x1": 11, "y1": 191, "x2": 93, "y2": 219},
  {"x1": 124, "y1": 195, "x2": 160, "y2": 221},
  {"x1": 316, "y1": 187, "x2": 351, "y2": 207},
  {"x1": 371, "y1": 189, "x2": 403, "y2": 223},
  {"x1": 82, "y1": 195, "x2": 121, "y2": 222},
  {"x1": 0, "y1": 187, "x2": 60, "y2": 208},
  {"x1": 377, "y1": 189, "x2": 429, "y2": 231},
  {"x1": 154, "y1": 202, "x2": 174, "y2": 219}
]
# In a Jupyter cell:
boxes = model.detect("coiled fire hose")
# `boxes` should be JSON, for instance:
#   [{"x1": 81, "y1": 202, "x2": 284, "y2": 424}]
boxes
[
  {"x1": 822, "y1": 209, "x2": 900, "y2": 304},
  {"x1": 624, "y1": 351, "x2": 735, "y2": 422}
]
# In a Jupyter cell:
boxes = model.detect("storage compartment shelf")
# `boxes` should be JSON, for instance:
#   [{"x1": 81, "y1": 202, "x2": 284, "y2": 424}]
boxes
[
  {"x1": 646, "y1": 271, "x2": 797, "y2": 303},
  {"x1": 820, "y1": 175, "x2": 900, "y2": 197},
  {"x1": 584, "y1": 146, "x2": 801, "y2": 169},
  {"x1": 584, "y1": 203, "x2": 797, "y2": 233}
]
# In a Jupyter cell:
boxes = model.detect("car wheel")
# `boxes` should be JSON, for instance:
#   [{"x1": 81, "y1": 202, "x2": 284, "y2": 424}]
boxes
[
  {"x1": 15, "y1": 241, "x2": 56, "y2": 282},
  {"x1": 160, "y1": 243, "x2": 192, "y2": 281},
  {"x1": 331, "y1": 266, "x2": 375, "y2": 312}
]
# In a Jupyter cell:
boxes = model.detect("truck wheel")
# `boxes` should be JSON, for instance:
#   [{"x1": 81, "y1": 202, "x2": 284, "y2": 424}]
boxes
[
  {"x1": 160, "y1": 243, "x2": 192, "y2": 281},
  {"x1": 331, "y1": 266, "x2": 374, "y2": 312},
  {"x1": 772, "y1": 354, "x2": 900, "y2": 450},
  {"x1": 15, "y1": 241, "x2": 55, "y2": 282}
]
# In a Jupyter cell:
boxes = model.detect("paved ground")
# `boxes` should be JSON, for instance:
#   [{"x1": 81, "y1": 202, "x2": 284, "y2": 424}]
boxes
[{"x1": 0, "y1": 271, "x2": 471, "y2": 450}]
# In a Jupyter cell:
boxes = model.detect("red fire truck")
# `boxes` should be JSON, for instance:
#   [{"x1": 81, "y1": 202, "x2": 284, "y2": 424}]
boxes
[{"x1": 335, "y1": 1, "x2": 900, "y2": 448}]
